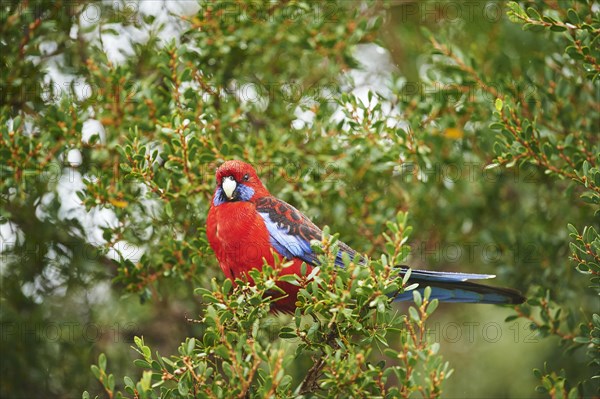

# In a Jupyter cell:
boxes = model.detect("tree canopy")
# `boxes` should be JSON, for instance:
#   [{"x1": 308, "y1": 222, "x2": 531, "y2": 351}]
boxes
[{"x1": 1, "y1": 1, "x2": 598, "y2": 398}]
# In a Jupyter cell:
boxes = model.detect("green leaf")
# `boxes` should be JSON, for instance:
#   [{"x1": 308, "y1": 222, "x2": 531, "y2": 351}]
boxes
[
  {"x1": 426, "y1": 299, "x2": 439, "y2": 316},
  {"x1": 90, "y1": 365, "x2": 101, "y2": 380},
  {"x1": 494, "y1": 98, "x2": 503, "y2": 111},
  {"x1": 186, "y1": 338, "x2": 196, "y2": 355},
  {"x1": 107, "y1": 374, "x2": 115, "y2": 391},
  {"x1": 405, "y1": 283, "x2": 418, "y2": 292},
  {"x1": 222, "y1": 278, "x2": 232, "y2": 294},
  {"x1": 573, "y1": 336, "x2": 590, "y2": 343},
  {"x1": 124, "y1": 376, "x2": 135, "y2": 389},
  {"x1": 582, "y1": 160, "x2": 590, "y2": 176},
  {"x1": 164, "y1": 201, "x2": 173, "y2": 218},
  {"x1": 567, "y1": 9, "x2": 580, "y2": 24},
  {"x1": 133, "y1": 359, "x2": 152, "y2": 369},
  {"x1": 413, "y1": 290, "x2": 422, "y2": 307},
  {"x1": 409, "y1": 306, "x2": 420, "y2": 322},
  {"x1": 98, "y1": 353, "x2": 107, "y2": 371},
  {"x1": 507, "y1": 2, "x2": 527, "y2": 22},
  {"x1": 402, "y1": 268, "x2": 412, "y2": 285},
  {"x1": 423, "y1": 286, "x2": 432, "y2": 301},
  {"x1": 279, "y1": 327, "x2": 297, "y2": 339},
  {"x1": 178, "y1": 379, "x2": 189, "y2": 395}
]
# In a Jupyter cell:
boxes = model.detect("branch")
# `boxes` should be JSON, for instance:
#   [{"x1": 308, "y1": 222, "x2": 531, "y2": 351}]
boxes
[{"x1": 299, "y1": 328, "x2": 339, "y2": 394}]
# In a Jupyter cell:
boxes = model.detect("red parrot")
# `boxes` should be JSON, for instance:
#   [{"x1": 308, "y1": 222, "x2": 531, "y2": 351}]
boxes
[{"x1": 206, "y1": 160, "x2": 525, "y2": 312}]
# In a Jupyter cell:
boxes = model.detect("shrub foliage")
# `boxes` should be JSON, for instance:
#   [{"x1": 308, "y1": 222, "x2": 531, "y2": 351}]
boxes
[{"x1": 1, "y1": 1, "x2": 598, "y2": 398}]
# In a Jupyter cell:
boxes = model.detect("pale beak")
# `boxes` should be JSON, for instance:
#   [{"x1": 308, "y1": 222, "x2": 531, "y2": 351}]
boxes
[{"x1": 222, "y1": 176, "x2": 237, "y2": 199}]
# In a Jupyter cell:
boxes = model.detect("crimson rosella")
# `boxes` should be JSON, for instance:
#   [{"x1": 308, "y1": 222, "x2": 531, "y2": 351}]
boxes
[{"x1": 206, "y1": 160, "x2": 525, "y2": 312}]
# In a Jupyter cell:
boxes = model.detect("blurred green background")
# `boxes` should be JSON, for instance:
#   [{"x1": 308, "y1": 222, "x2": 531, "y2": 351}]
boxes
[{"x1": 1, "y1": 0, "x2": 598, "y2": 397}]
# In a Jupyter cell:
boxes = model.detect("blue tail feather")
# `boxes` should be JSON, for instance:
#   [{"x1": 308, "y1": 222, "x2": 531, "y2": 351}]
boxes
[{"x1": 393, "y1": 267, "x2": 525, "y2": 305}]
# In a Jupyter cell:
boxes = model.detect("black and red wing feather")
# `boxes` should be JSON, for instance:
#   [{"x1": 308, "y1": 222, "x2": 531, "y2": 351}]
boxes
[{"x1": 254, "y1": 196, "x2": 358, "y2": 267}]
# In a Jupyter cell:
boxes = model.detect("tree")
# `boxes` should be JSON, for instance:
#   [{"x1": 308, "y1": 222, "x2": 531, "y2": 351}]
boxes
[{"x1": 1, "y1": 1, "x2": 598, "y2": 398}]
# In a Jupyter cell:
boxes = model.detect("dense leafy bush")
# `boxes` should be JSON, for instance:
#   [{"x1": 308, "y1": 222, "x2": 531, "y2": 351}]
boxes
[{"x1": 1, "y1": 1, "x2": 598, "y2": 397}]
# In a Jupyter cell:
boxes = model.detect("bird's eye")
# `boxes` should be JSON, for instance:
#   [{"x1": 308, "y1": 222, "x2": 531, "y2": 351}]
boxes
[{"x1": 243, "y1": 173, "x2": 250, "y2": 181}]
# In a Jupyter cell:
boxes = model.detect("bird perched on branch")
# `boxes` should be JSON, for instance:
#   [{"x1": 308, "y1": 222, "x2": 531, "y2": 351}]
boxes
[{"x1": 206, "y1": 160, "x2": 525, "y2": 312}]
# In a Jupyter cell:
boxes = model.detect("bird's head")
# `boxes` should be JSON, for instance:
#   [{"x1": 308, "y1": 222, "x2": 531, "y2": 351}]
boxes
[{"x1": 212, "y1": 160, "x2": 270, "y2": 206}]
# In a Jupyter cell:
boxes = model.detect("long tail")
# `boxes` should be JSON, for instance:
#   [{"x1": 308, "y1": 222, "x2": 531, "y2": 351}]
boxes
[{"x1": 392, "y1": 267, "x2": 526, "y2": 305}]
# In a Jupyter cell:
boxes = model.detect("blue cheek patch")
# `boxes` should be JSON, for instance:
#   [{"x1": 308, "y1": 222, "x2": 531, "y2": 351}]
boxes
[
  {"x1": 212, "y1": 184, "x2": 255, "y2": 206},
  {"x1": 237, "y1": 184, "x2": 255, "y2": 201},
  {"x1": 213, "y1": 187, "x2": 226, "y2": 206}
]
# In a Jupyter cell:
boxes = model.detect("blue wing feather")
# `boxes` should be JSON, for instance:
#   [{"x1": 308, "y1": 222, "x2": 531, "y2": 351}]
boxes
[
  {"x1": 258, "y1": 210, "x2": 317, "y2": 265},
  {"x1": 255, "y1": 196, "x2": 356, "y2": 267}
]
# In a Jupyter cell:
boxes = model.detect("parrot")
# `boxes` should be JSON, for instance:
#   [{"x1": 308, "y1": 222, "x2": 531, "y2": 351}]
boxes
[{"x1": 206, "y1": 160, "x2": 525, "y2": 312}]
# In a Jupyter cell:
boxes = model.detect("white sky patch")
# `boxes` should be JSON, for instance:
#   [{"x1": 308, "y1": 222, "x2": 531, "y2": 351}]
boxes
[
  {"x1": 67, "y1": 149, "x2": 83, "y2": 167},
  {"x1": 46, "y1": 0, "x2": 197, "y2": 73},
  {"x1": 107, "y1": 240, "x2": 144, "y2": 263},
  {"x1": 146, "y1": 141, "x2": 165, "y2": 167},
  {"x1": 349, "y1": 43, "x2": 396, "y2": 99},
  {"x1": 231, "y1": 80, "x2": 270, "y2": 112},
  {"x1": 137, "y1": 0, "x2": 199, "y2": 46},
  {"x1": 51, "y1": 169, "x2": 143, "y2": 262},
  {"x1": 0, "y1": 222, "x2": 25, "y2": 253},
  {"x1": 82, "y1": 119, "x2": 106, "y2": 144},
  {"x1": 146, "y1": 0, "x2": 200, "y2": 18},
  {"x1": 443, "y1": 176, "x2": 455, "y2": 190},
  {"x1": 35, "y1": 192, "x2": 56, "y2": 221},
  {"x1": 41, "y1": 62, "x2": 80, "y2": 103},
  {"x1": 16, "y1": 246, "x2": 70, "y2": 302},
  {"x1": 100, "y1": 23, "x2": 145, "y2": 64},
  {"x1": 56, "y1": 168, "x2": 86, "y2": 221},
  {"x1": 85, "y1": 280, "x2": 113, "y2": 305},
  {"x1": 39, "y1": 40, "x2": 58, "y2": 57},
  {"x1": 21, "y1": 282, "x2": 43, "y2": 304},
  {"x1": 289, "y1": 43, "x2": 399, "y2": 131},
  {"x1": 330, "y1": 43, "x2": 404, "y2": 132},
  {"x1": 292, "y1": 107, "x2": 316, "y2": 130},
  {"x1": 136, "y1": 183, "x2": 162, "y2": 221}
]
